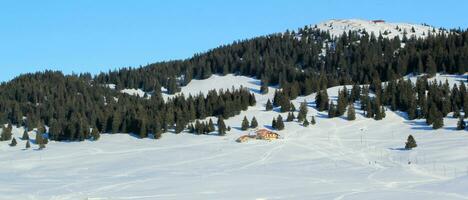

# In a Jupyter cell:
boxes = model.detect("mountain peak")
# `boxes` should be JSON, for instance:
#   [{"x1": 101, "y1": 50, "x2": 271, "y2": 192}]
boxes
[{"x1": 313, "y1": 19, "x2": 444, "y2": 39}]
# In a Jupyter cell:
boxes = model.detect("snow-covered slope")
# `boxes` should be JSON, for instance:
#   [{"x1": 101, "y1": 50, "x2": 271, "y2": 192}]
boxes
[
  {"x1": 314, "y1": 19, "x2": 445, "y2": 39},
  {"x1": 1, "y1": 74, "x2": 467, "y2": 200},
  {"x1": 163, "y1": 74, "x2": 264, "y2": 100}
]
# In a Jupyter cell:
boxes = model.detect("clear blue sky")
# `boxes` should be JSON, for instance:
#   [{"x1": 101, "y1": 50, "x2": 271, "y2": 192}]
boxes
[{"x1": 0, "y1": 0, "x2": 466, "y2": 82}]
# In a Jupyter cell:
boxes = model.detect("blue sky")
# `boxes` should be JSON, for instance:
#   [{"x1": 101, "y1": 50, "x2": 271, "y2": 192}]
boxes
[{"x1": 0, "y1": 0, "x2": 466, "y2": 82}]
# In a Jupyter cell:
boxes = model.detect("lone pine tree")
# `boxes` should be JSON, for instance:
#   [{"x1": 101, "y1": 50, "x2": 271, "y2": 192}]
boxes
[{"x1": 405, "y1": 135, "x2": 417, "y2": 150}]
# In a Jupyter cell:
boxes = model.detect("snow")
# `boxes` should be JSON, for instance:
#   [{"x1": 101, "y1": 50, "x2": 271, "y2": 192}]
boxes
[
  {"x1": 1, "y1": 74, "x2": 468, "y2": 200},
  {"x1": 314, "y1": 19, "x2": 446, "y2": 39},
  {"x1": 163, "y1": 74, "x2": 263, "y2": 100},
  {"x1": 120, "y1": 88, "x2": 150, "y2": 98},
  {"x1": 103, "y1": 84, "x2": 116, "y2": 90}
]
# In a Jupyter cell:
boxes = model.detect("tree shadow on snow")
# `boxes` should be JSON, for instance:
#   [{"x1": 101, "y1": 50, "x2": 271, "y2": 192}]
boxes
[{"x1": 389, "y1": 147, "x2": 410, "y2": 151}]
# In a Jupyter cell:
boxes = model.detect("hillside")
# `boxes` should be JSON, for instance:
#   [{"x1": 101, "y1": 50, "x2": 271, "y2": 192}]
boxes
[{"x1": 2, "y1": 74, "x2": 467, "y2": 199}]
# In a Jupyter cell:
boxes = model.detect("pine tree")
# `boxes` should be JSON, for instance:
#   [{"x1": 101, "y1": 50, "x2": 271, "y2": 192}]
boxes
[
  {"x1": 297, "y1": 100, "x2": 308, "y2": 122},
  {"x1": 250, "y1": 117, "x2": 258, "y2": 128},
  {"x1": 260, "y1": 77, "x2": 269, "y2": 94},
  {"x1": 336, "y1": 89, "x2": 347, "y2": 116},
  {"x1": 217, "y1": 117, "x2": 227, "y2": 136},
  {"x1": 405, "y1": 135, "x2": 417, "y2": 150},
  {"x1": 426, "y1": 55, "x2": 437, "y2": 77},
  {"x1": 22, "y1": 130, "x2": 29, "y2": 140},
  {"x1": 347, "y1": 103, "x2": 356, "y2": 121},
  {"x1": 276, "y1": 115, "x2": 285, "y2": 130},
  {"x1": 91, "y1": 128, "x2": 100, "y2": 141},
  {"x1": 316, "y1": 90, "x2": 329, "y2": 111},
  {"x1": 272, "y1": 118, "x2": 277, "y2": 130},
  {"x1": 290, "y1": 103, "x2": 296, "y2": 112},
  {"x1": 374, "y1": 99, "x2": 383, "y2": 120},
  {"x1": 25, "y1": 140, "x2": 31, "y2": 149},
  {"x1": 241, "y1": 116, "x2": 250, "y2": 131},
  {"x1": 457, "y1": 116, "x2": 466, "y2": 130},
  {"x1": 286, "y1": 112, "x2": 295, "y2": 122},
  {"x1": 266, "y1": 99, "x2": 273, "y2": 111},
  {"x1": 35, "y1": 129, "x2": 43, "y2": 145},
  {"x1": 432, "y1": 112, "x2": 444, "y2": 129},
  {"x1": 303, "y1": 118, "x2": 309, "y2": 127},
  {"x1": 206, "y1": 119, "x2": 214, "y2": 132},
  {"x1": 9, "y1": 138, "x2": 17, "y2": 146},
  {"x1": 328, "y1": 101, "x2": 336, "y2": 118},
  {"x1": 311, "y1": 116, "x2": 316, "y2": 125},
  {"x1": 0, "y1": 125, "x2": 12, "y2": 141},
  {"x1": 407, "y1": 100, "x2": 417, "y2": 120}
]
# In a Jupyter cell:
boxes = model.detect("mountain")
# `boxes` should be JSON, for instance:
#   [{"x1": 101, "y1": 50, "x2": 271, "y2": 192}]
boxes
[
  {"x1": 314, "y1": 19, "x2": 447, "y2": 39},
  {"x1": 1, "y1": 19, "x2": 468, "y2": 199}
]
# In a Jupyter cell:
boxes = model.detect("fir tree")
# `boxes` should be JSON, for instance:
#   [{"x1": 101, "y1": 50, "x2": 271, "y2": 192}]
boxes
[
  {"x1": 9, "y1": 138, "x2": 17, "y2": 146},
  {"x1": 250, "y1": 117, "x2": 258, "y2": 128},
  {"x1": 208, "y1": 119, "x2": 215, "y2": 132},
  {"x1": 457, "y1": 116, "x2": 466, "y2": 130},
  {"x1": 286, "y1": 112, "x2": 295, "y2": 122},
  {"x1": 260, "y1": 77, "x2": 269, "y2": 94},
  {"x1": 174, "y1": 118, "x2": 186, "y2": 134},
  {"x1": 303, "y1": 118, "x2": 309, "y2": 127},
  {"x1": 266, "y1": 99, "x2": 273, "y2": 111},
  {"x1": 217, "y1": 117, "x2": 227, "y2": 136},
  {"x1": 290, "y1": 103, "x2": 296, "y2": 112},
  {"x1": 432, "y1": 112, "x2": 444, "y2": 129},
  {"x1": 297, "y1": 100, "x2": 308, "y2": 122},
  {"x1": 25, "y1": 140, "x2": 31, "y2": 149},
  {"x1": 316, "y1": 90, "x2": 329, "y2": 111},
  {"x1": 311, "y1": 116, "x2": 316, "y2": 125},
  {"x1": 276, "y1": 115, "x2": 285, "y2": 130},
  {"x1": 336, "y1": 89, "x2": 347, "y2": 116},
  {"x1": 91, "y1": 128, "x2": 100, "y2": 141},
  {"x1": 426, "y1": 55, "x2": 437, "y2": 77},
  {"x1": 347, "y1": 103, "x2": 356, "y2": 121},
  {"x1": 0, "y1": 125, "x2": 12, "y2": 141},
  {"x1": 405, "y1": 135, "x2": 417, "y2": 150},
  {"x1": 22, "y1": 130, "x2": 29, "y2": 140},
  {"x1": 328, "y1": 101, "x2": 336, "y2": 118},
  {"x1": 35, "y1": 130, "x2": 43, "y2": 145},
  {"x1": 241, "y1": 116, "x2": 250, "y2": 131}
]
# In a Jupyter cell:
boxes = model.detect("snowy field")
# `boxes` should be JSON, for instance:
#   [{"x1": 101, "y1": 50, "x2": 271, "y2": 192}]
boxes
[{"x1": 1, "y1": 74, "x2": 467, "y2": 200}]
